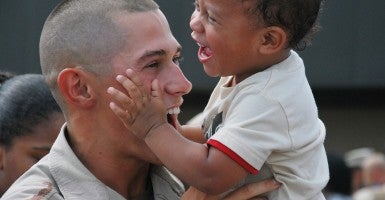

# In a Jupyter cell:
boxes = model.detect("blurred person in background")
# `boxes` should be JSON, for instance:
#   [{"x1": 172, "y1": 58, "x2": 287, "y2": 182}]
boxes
[
  {"x1": 345, "y1": 147, "x2": 375, "y2": 193},
  {"x1": 353, "y1": 152, "x2": 385, "y2": 200},
  {"x1": 361, "y1": 152, "x2": 385, "y2": 187},
  {"x1": 0, "y1": 73, "x2": 64, "y2": 196}
]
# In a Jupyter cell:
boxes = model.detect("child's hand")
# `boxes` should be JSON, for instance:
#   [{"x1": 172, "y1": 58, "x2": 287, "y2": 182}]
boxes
[{"x1": 108, "y1": 69, "x2": 168, "y2": 139}]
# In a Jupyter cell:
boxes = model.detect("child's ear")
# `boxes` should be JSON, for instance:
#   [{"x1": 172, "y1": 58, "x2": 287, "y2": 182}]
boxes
[
  {"x1": 259, "y1": 26, "x2": 287, "y2": 54},
  {"x1": 57, "y1": 67, "x2": 96, "y2": 108}
]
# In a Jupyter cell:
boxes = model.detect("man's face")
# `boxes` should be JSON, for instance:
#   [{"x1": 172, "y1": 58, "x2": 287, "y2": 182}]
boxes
[
  {"x1": 111, "y1": 10, "x2": 192, "y2": 116},
  {"x1": 95, "y1": 10, "x2": 192, "y2": 162}
]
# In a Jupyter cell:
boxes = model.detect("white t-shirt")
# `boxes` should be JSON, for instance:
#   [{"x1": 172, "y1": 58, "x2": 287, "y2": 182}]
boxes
[{"x1": 202, "y1": 51, "x2": 329, "y2": 199}]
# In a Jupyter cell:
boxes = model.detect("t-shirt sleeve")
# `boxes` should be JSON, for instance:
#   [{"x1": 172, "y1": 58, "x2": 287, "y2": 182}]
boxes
[{"x1": 207, "y1": 92, "x2": 291, "y2": 174}]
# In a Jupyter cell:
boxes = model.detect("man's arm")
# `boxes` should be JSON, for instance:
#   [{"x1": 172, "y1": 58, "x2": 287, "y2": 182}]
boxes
[{"x1": 182, "y1": 179, "x2": 281, "y2": 200}]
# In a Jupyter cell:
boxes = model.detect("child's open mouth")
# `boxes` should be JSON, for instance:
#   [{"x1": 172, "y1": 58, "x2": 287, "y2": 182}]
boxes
[{"x1": 197, "y1": 44, "x2": 213, "y2": 63}]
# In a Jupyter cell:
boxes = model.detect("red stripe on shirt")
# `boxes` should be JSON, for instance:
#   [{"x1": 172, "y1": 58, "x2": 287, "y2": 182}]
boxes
[{"x1": 207, "y1": 139, "x2": 258, "y2": 174}]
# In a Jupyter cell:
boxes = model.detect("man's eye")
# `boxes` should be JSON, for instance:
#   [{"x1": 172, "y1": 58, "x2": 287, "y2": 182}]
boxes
[
  {"x1": 173, "y1": 56, "x2": 184, "y2": 65},
  {"x1": 146, "y1": 62, "x2": 160, "y2": 68}
]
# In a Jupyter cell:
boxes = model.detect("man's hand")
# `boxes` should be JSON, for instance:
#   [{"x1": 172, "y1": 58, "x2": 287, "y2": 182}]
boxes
[
  {"x1": 181, "y1": 179, "x2": 281, "y2": 200},
  {"x1": 108, "y1": 69, "x2": 167, "y2": 139}
]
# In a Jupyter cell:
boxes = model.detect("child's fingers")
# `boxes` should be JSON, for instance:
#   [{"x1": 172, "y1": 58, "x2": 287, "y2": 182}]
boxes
[
  {"x1": 116, "y1": 75, "x2": 143, "y2": 106},
  {"x1": 107, "y1": 86, "x2": 133, "y2": 110},
  {"x1": 151, "y1": 79, "x2": 162, "y2": 98},
  {"x1": 107, "y1": 86, "x2": 141, "y2": 122},
  {"x1": 125, "y1": 69, "x2": 149, "y2": 101},
  {"x1": 109, "y1": 102, "x2": 134, "y2": 125}
]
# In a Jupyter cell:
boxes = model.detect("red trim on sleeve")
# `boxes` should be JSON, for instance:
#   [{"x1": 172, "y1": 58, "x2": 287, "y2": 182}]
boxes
[{"x1": 207, "y1": 139, "x2": 258, "y2": 174}]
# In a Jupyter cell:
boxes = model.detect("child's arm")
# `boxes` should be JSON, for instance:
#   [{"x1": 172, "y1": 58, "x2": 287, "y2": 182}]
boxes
[
  {"x1": 181, "y1": 112, "x2": 207, "y2": 143},
  {"x1": 144, "y1": 123, "x2": 248, "y2": 194},
  {"x1": 108, "y1": 70, "x2": 249, "y2": 194},
  {"x1": 169, "y1": 112, "x2": 206, "y2": 143},
  {"x1": 180, "y1": 125, "x2": 207, "y2": 144}
]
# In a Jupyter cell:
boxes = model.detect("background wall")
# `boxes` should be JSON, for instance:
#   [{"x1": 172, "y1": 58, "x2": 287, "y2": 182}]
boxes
[{"x1": 1, "y1": 0, "x2": 384, "y2": 155}]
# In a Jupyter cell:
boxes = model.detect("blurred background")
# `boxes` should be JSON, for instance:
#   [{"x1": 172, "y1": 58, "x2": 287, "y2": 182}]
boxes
[{"x1": 0, "y1": 0, "x2": 384, "y2": 155}]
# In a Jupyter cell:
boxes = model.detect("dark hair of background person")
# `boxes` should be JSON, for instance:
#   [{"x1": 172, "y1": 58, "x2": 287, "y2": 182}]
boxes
[
  {"x1": 0, "y1": 71, "x2": 15, "y2": 85},
  {"x1": 0, "y1": 73, "x2": 62, "y2": 149}
]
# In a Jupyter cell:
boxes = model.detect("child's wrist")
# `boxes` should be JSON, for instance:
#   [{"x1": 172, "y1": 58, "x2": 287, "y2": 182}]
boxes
[{"x1": 146, "y1": 122, "x2": 172, "y2": 139}]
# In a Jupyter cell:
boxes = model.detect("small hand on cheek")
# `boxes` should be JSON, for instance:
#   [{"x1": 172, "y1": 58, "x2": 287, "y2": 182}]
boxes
[{"x1": 107, "y1": 69, "x2": 168, "y2": 139}]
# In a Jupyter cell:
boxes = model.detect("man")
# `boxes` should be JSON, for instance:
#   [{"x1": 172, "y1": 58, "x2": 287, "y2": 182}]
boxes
[{"x1": 2, "y1": 0, "x2": 279, "y2": 199}]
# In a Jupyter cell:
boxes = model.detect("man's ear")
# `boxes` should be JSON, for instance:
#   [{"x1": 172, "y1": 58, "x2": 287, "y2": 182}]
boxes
[
  {"x1": 57, "y1": 68, "x2": 96, "y2": 108},
  {"x1": 259, "y1": 26, "x2": 287, "y2": 54}
]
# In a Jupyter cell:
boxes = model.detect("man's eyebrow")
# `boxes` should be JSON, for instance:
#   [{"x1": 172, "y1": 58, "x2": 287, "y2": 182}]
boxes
[
  {"x1": 138, "y1": 49, "x2": 166, "y2": 63},
  {"x1": 138, "y1": 46, "x2": 182, "y2": 62}
]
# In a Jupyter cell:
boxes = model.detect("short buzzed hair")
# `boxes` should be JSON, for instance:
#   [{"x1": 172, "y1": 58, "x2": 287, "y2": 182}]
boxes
[{"x1": 39, "y1": 0, "x2": 158, "y2": 108}]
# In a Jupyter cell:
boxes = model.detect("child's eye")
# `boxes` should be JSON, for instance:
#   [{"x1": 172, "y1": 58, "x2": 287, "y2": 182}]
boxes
[
  {"x1": 207, "y1": 15, "x2": 216, "y2": 23},
  {"x1": 173, "y1": 56, "x2": 184, "y2": 65},
  {"x1": 193, "y1": 1, "x2": 201, "y2": 12}
]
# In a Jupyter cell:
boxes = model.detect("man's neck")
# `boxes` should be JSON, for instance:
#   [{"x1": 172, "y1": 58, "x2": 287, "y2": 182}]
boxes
[{"x1": 65, "y1": 126, "x2": 152, "y2": 199}]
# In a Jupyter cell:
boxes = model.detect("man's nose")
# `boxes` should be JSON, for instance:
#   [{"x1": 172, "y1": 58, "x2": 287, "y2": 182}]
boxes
[
  {"x1": 190, "y1": 10, "x2": 204, "y2": 33},
  {"x1": 165, "y1": 66, "x2": 192, "y2": 96}
]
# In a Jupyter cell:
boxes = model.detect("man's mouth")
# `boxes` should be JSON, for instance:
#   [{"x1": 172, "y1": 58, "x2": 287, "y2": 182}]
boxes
[{"x1": 167, "y1": 107, "x2": 180, "y2": 128}]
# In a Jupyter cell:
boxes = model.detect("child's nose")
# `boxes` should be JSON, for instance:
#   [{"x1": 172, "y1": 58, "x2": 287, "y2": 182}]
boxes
[{"x1": 190, "y1": 10, "x2": 204, "y2": 33}]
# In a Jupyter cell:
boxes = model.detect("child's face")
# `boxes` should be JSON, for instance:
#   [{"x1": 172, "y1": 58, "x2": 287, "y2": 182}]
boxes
[{"x1": 190, "y1": 0, "x2": 266, "y2": 81}]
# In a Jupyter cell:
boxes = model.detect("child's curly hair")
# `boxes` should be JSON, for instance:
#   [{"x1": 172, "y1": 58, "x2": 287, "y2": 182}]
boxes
[{"x1": 245, "y1": 0, "x2": 324, "y2": 50}]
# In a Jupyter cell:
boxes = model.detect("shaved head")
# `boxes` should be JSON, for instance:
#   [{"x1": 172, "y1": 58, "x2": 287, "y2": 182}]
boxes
[{"x1": 39, "y1": 0, "x2": 158, "y2": 108}]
